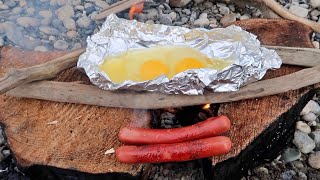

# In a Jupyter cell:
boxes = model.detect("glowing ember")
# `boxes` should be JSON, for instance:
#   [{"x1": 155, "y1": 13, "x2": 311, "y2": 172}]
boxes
[
  {"x1": 129, "y1": 2, "x2": 144, "y2": 20},
  {"x1": 202, "y1": 104, "x2": 210, "y2": 110}
]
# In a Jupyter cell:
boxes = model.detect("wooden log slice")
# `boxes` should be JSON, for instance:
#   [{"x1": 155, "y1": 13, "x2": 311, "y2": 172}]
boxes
[
  {"x1": 0, "y1": 47, "x2": 151, "y2": 177},
  {"x1": 211, "y1": 19, "x2": 318, "y2": 179}
]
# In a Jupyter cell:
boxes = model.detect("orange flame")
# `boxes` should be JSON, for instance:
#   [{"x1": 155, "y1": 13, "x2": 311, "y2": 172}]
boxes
[
  {"x1": 129, "y1": 2, "x2": 144, "y2": 20},
  {"x1": 202, "y1": 104, "x2": 210, "y2": 110}
]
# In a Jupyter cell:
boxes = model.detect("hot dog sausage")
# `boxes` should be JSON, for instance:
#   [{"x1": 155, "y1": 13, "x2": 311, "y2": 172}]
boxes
[
  {"x1": 119, "y1": 116, "x2": 231, "y2": 144},
  {"x1": 116, "y1": 136, "x2": 232, "y2": 163}
]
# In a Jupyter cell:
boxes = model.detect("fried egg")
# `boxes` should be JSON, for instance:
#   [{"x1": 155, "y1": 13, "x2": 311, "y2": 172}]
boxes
[{"x1": 99, "y1": 46, "x2": 231, "y2": 83}]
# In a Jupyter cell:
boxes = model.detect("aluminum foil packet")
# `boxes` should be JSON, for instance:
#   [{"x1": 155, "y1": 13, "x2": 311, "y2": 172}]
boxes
[{"x1": 77, "y1": 14, "x2": 282, "y2": 95}]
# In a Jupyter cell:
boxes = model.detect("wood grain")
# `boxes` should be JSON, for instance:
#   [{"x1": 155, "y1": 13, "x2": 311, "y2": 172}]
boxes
[{"x1": 0, "y1": 47, "x2": 151, "y2": 176}]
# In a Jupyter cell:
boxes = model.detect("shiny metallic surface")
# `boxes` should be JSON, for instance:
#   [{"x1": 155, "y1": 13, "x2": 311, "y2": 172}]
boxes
[{"x1": 77, "y1": 14, "x2": 282, "y2": 95}]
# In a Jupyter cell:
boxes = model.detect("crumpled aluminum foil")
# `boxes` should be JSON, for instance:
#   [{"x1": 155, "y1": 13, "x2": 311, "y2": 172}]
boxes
[{"x1": 77, "y1": 14, "x2": 282, "y2": 95}]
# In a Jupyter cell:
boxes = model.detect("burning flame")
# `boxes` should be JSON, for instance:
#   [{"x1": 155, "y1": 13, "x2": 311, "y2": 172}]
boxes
[
  {"x1": 129, "y1": 2, "x2": 144, "y2": 20},
  {"x1": 202, "y1": 104, "x2": 210, "y2": 110}
]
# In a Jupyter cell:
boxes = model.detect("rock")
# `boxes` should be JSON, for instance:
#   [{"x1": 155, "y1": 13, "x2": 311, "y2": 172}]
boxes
[
  {"x1": 57, "y1": 0, "x2": 67, "y2": 6},
  {"x1": 169, "y1": 0, "x2": 192, "y2": 7},
  {"x1": 95, "y1": 0, "x2": 109, "y2": 8},
  {"x1": 216, "y1": 3, "x2": 227, "y2": 8},
  {"x1": 204, "y1": 1, "x2": 213, "y2": 8},
  {"x1": 26, "y1": 7, "x2": 35, "y2": 15},
  {"x1": 0, "y1": 36, "x2": 3, "y2": 47},
  {"x1": 39, "y1": 10, "x2": 53, "y2": 19},
  {"x1": 54, "y1": 40, "x2": 69, "y2": 50},
  {"x1": 49, "y1": 36, "x2": 56, "y2": 41},
  {"x1": 299, "y1": 4, "x2": 309, "y2": 8},
  {"x1": 253, "y1": 166, "x2": 269, "y2": 176},
  {"x1": 310, "y1": 10, "x2": 320, "y2": 17},
  {"x1": 2, "y1": 150, "x2": 10, "y2": 158},
  {"x1": 308, "y1": 151, "x2": 320, "y2": 169},
  {"x1": 19, "y1": 0, "x2": 27, "y2": 7},
  {"x1": 310, "y1": 0, "x2": 320, "y2": 8},
  {"x1": 84, "y1": 3, "x2": 95, "y2": 15},
  {"x1": 308, "y1": 121, "x2": 317, "y2": 127},
  {"x1": 77, "y1": 16, "x2": 92, "y2": 28},
  {"x1": 228, "y1": 4, "x2": 235, "y2": 12},
  {"x1": 182, "y1": 9, "x2": 191, "y2": 15},
  {"x1": 72, "y1": 0, "x2": 81, "y2": 6},
  {"x1": 159, "y1": 14, "x2": 172, "y2": 25},
  {"x1": 302, "y1": 112, "x2": 317, "y2": 122},
  {"x1": 301, "y1": 100, "x2": 320, "y2": 115},
  {"x1": 0, "y1": 4, "x2": 9, "y2": 10},
  {"x1": 52, "y1": 19, "x2": 63, "y2": 29},
  {"x1": 39, "y1": 27, "x2": 59, "y2": 35},
  {"x1": 312, "y1": 131, "x2": 320, "y2": 149},
  {"x1": 292, "y1": 161, "x2": 304, "y2": 169},
  {"x1": 75, "y1": 5, "x2": 84, "y2": 11},
  {"x1": 293, "y1": 130, "x2": 315, "y2": 153},
  {"x1": 5, "y1": 0, "x2": 16, "y2": 8},
  {"x1": 145, "y1": 8, "x2": 158, "y2": 21},
  {"x1": 280, "y1": 148, "x2": 301, "y2": 162},
  {"x1": 41, "y1": 18, "x2": 51, "y2": 26},
  {"x1": 71, "y1": 42, "x2": 82, "y2": 50},
  {"x1": 313, "y1": 41, "x2": 320, "y2": 49},
  {"x1": 11, "y1": 7, "x2": 23, "y2": 15},
  {"x1": 63, "y1": 18, "x2": 76, "y2": 30},
  {"x1": 56, "y1": 5, "x2": 74, "y2": 20},
  {"x1": 312, "y1": 16, "x2": 319, "y2": 21},
  {"x1": 240, "y1": 14, "x2": 250, "y2": 20},
  {"x1": 219, "y1": 7, "x2": 230, "y2": 15},
  {"x1": 0, "y1": 152, "x2": 4, "y2": 161},
  {"x1": 90, "y1": 11, "x2": 98, "y2": 20},
  {"x1": 289, "y1": 5, "x2": 308, "y2": 18},
  {"x1": 296, "y1": 121, "x2": 311, "y2": 134},
  {"x1": 209, "y1": 18, "x2": 217, "y2": 24},
  {"x1": 298, "y1": 172, "x2": 307, "y2": 180},
  {"x1": 169, "y1": 12, "x2": 177, "y2": 21},
  {"x1": 16, "y1": 17, "x2": 40, "y2": 28},
  {"x1": 66, "y1": 30, "x2": 78, "y2": 39},
  {"x1": 0, "y1": 128, "x2": 4, "y2": 145},
  {"x1": 34, "y1": 46, "x2": 49, "y2": 52},
  {"x1": 220, "y1": 13, "x2": 236, "y2": 26}
]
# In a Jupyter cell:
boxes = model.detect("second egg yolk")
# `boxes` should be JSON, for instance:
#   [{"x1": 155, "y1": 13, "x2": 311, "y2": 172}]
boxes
[
  {"x1": 174, "y1": 58, "x2": 204, "y2": 74},
  {"x1": 140, "y1": 60, "x2": 169, "y2": 81}
]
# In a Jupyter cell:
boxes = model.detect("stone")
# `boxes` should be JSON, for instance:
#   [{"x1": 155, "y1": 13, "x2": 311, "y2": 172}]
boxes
[
  {"x1": 289, "y1": 5, "x2": 308, "y2": 18},
  {"x1": 41, "y1": 18, "x2": 51, "y2": 26},
  {"x1": 308, "y1": 151, "x2": 320, "y2": 169},
  {"x1": 26, "y1": 7, "x2": 35, "y2": 15},
  {"x1": 56, "y1": 5, "x2": 74, "y2": 20},
  {"x1": 308, "y1": 121, "x2": 317, "y2": 127},
  {"x1": 296, "y1": 121, "x2": 311, "y2": 134},
  {"x1": 16, "y1": 17, "x2": 40, "y2": 28},
  {"x1": 39, "y1": 10, "x2": 53, "y2": 19},
  {"x1": 310, "y1": 10, "x2": 320, "y2": 17},
  {"x1": 159, "y1": 14, "x2": 172, "y2": 25},
  {"x1": 2, "y1": 150, "x2": 10, "y2": 158},
  {"x1": 57, "y1": 0, "x2": 67, "y2": 6},
  {"x1": 253, "y1": 166, "x2": 269, "y2": 175},
  {"x1": 95, "y1": 0, "x2": 109, "y2": 8},
  {"x1": 204, "y1": 1, "x2": 213, "y2": 8},
  {"x1": 194, "y1": 17, "x2": 209, "y2": 27},
  {"x1": 292, "y1": 161, "x2": 304, "y2": 169},
  {"x1": 312, "y1": 16, "x2": 319, "y2": 21},
  {"x1": 11, "y1": 7, "x2": 22, "y2": 15},
  {"x1": 0, "y1": 4, "x2": 9, "y2": 10},
  {"x1": 219, "y1": 7, "x2": 230, "y2": 15},
  {"x1": 280, "y1": 148, "x2": 301, "y2": 162},
  {"x1": 312, "y1": 131, "x2": 320, "y2": 149},
  {"x1": 63, "y1": 18, "x2": 76, "y2": 30},
  {"x1": 216, "y1": 3, "x2": 227, "y2": 8},
  {"x1": 194, "y1": 0, "x2": 205, "y2": 3},
  {"x1": 0, "y1": 36, "x2": 3, "y2": 47},
  {"x1": 298, "y1": 172, "x2": 307, "y2": 180},
  {"x1": 90, "y1": 11, "x2": 98, "y2": 20},
  {"x1": 19, "y1": 0, "x2": 27, "y2": 7},
  {"x1": 39, "y1": 27, "x2": 59, "y2": 35},
  {"x1": 5, "y1": 0, "x2": 16, "y2": 8},
  {"x1": 182, "y1": 9, "x2": 191, "y2": 15},
  {"x1": 72, "y1": 0, "x2": 81, "y2": 6},
  {"x1": 75, "y1": 5, "x2": 84, "y2": 11},
  {"x1": 169, "y1": 0, "x2": 192, "y2": 7},
  {"x1": 77, "y1": 16, "x2": 92, "y2": 28},
  {"x1": 209, "y1": 18, "x2": 217, "y2": 24},
  {"x1": 302, "y1": 112, "x2": 317, "y2": 122},
  {"x1": 310, "y1": 0, "x2": 320, "y2": 8},
  {"x1": 313, "y1": 41, "x2": 320, "y2": 49},
  {"x1": 145, "y1": 8, "x2": 158, "y2": 21},
  {"x1": 282, "y1": 170, "x2": 296, "y2": 180},
  {"x1": 84, "y1": 3, "x2": 95, "y2": 15},
  {"x1": 220, "y1": 13, "x2": 236, "y2": 26},
  {"x1": 71, "y1": 42, "x2": 82, "y2": 50},
  {"x1": 301, "y1": 100, "x2": 320, "y2": 115},
  {"x1": 240, "y1": 15, "x2": 250, "y2": 20},
  {"x1": 299, "y1": 4, "x2": 309, "y2": 8},
  {"x1": 293, "y1": 130, "x2": 315, "y2": 154},
  {"x1": 49, "y1": 36, "x2": 56, "y2": 41},
  {"x1": 228, "y1": 4, "x2": 235, "y2": 12},
  {"x1": 66, "y1": 30, "x2": 78, "y2": 39},
  {"x1": 54, "y1": 40, "x2": 69, "y2": 50},
  {"x1": 34, "y1": 46, "x2": 49, "y2": 52},
  {"x1": 169, "y1": 12, "x2": 177, "y2": 21}
]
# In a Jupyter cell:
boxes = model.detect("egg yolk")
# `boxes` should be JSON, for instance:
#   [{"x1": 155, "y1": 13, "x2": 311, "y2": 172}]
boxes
[
  {"x1": 139, "y1": 60, "x2": 169, "y2": 81},
  {"x1": 174, "y1": 58, "x2": 204, "y2": 74}
]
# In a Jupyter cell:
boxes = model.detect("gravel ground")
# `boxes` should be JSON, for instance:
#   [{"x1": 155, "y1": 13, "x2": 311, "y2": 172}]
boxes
[{"x1": 1, "y1": 0, "x2": 320, "y2": 180}]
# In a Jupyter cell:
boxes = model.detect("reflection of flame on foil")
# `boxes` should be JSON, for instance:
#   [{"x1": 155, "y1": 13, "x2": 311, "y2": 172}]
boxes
[
  {"x1": 129, "y1": 2, "x2": 144, "y2": 20},
  {"x1": 202, "y1": 104, "x2": 211, "y2": 110}
]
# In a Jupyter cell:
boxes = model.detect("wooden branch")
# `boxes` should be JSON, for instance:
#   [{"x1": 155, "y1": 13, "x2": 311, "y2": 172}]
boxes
[
  {"x1": 95, "y1": 0, "x2": 144, "y2": 20},
  {"x1": 0, "y1": 48, "x2": 85, "y2": 94},
  {"x1": 6, "y1": 64, "x2": 320, "y2": 109},
  {"x1": 0, "y1": 46, "x2": 320, "y2": 95}
]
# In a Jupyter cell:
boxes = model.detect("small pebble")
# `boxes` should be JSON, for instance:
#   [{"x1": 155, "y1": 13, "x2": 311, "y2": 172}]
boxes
[
  {"x1": 298, "y1": 171, "x2": 307, "y2": 180},
  {"x1": 282, "y1": 170, "x2": 296, "y2": 180},
  {"x1": 220, "y1": 13, "x2": 236, "y2": 26},
  {"x1": 71, "y1": 42, "x2": 82, "y2": 50},
  {"x1": 219, "y1": 7, "x2": 230, "y2": 15},
  {"x1": 310, "y1": 10, "x2": 320, "y2": 17},
  {"x1": 240, "y1": 14, "x2": 250, "y2": 20},
  {"x1": 5, "y1": 0, "x2": 16, "y2": 8},
  {"x1": 34, "y1": 46, "x2": 49, "y2": 52},
  {"x1": 281, "y1": 148, "x2": 302, "y2": 163},
  {"x1": 310, "y1": 0, "x2": 320, "y2": 8},
  {"x1": 0, "y1": 4, "x2": 9, "y2": 10},
  {"x1": 159, "y1": 14, "x2": 172, "y2": 25},
  {"x1": 292, "y1": 160, "x2": 304, "y2": 169},
  {"x1": 313, "y1": 41, "x2": 320, "y2": 49},
  {"x1": 293, "y1": 130, "x2": 315, "y2": 154},
  {"x1": 11, "y1": 7, "x2": 23, "y2": 15},
  {"x1": 312, "y1": 131, "x2": 320, "y2": 149},
  {"x1": 169, "y1": 12, "x2": 177, "y2": 21},
  {"x1": 296, "y1": 121, "x2": 311, "y2": 134},
  {"x1": 300, "y1": 100, "x2": 320, "y2": 115},
  {"x1": 54, "y1": 40, "x2": 69, "y2": 50},
  {"x1": 16, "y1": 17, "x2": 40, "y2": 28},
  {"x1": 289, "y1": 5, "x2": 308, "y2": 18},
  {"x1": 308, "y1": 151, "x2": 320, "y2": 169},
  {"x1": 2, "y1": 150, "x2": 10, "y2": 158},
  {"x1": 302, "y1": 112, "x2": 317, "y2": 122},
  {"x1": 0, "y1": 37, "x2": 4, "y2": 47},
  {"x1": 77, "y1": 16, "x2": 92, "y2": 28}
]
